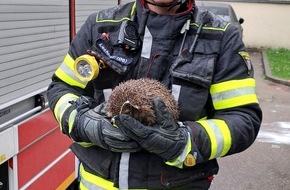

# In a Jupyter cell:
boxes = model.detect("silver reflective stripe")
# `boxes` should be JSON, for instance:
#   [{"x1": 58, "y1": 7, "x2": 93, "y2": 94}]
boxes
[
  {"x1": 119, "y1": 153, "x2": 130, "y2": 190},
  {"x1": 103, "y1": 88, "x2": 112, "y2": 102},
  {"x1": 211, "y1": 87, "x2": 256, "y2": 102},
  {"x1": 55, "y1": 102, "x2": 71, "y2": 122},
  {"x1": 80, "y1": 178, "x2": 106, "y2": 190},
  {"x1": 206, "y1": 120, "x2": 224, "y2": 158},
  {"x1": 172, "y1": 84, "x2": 181, "y2": 102},
  {"x1": 54, "y1": 93, "x2": 78, "y2": 123},
  {"x1": 58, "y1": 62, "x2": 87, "y2": 86},
  {"x1": 177, "y1": 131, "x2": 191, "y2": 162},
  {"x1": 141, "y1": 26, "x2": 152, "y2": 59},
  {"x1": 68, "y1": 109, "x2": 78, "y2": 133}
]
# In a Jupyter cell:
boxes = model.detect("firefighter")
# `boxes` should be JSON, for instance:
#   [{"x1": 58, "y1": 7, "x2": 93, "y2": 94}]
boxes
[{"x1": 47, "y1": 0, "x2": 262, "y2": 189}]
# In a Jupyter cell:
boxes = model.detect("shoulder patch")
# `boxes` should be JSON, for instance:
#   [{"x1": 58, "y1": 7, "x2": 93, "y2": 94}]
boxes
[{"x1": 238, "y1": 51, "x2": 252, "y2": 75}]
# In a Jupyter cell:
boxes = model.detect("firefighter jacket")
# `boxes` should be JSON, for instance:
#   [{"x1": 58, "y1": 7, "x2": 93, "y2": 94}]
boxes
[{"x1": 47, "y1": 0, "x2": 262, "y2": 189}]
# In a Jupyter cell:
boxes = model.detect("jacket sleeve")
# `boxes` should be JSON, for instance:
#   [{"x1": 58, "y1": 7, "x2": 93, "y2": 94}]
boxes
[
  {"x1": 186, "y1": 24, "x2": 262, "y2": 163},
  {"x1": 47, "y1": 13, "x2": 98, "y2": 136}
]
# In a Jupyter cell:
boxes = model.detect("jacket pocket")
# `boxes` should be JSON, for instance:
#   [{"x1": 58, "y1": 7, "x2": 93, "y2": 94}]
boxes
[{"x1": 170, "y1": 41, "x2": 218, "y2": 88}]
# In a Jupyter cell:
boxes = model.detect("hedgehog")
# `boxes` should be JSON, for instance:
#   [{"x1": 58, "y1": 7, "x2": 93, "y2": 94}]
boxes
[{"x1": 107, "y1": 78, "x2": 179, "y2": 126}]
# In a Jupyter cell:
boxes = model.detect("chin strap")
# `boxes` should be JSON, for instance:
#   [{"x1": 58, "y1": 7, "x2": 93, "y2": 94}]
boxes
[{"x1": 144, "y1": 0, "x2": 187, "y2": 10}]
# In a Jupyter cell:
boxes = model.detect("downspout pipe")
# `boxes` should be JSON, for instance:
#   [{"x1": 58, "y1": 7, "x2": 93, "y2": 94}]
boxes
[{"x1": 69, "y1": 0, "x2": 76, "y2": 42}]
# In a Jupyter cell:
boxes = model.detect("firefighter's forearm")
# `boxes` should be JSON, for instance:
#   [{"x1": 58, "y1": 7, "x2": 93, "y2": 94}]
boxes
[
  {"x1": 184, "y1": 104, "x2": 262, "y2": 163},
  {"x1": 213, "y1": 105, "x2": 262, "y2": 155}
]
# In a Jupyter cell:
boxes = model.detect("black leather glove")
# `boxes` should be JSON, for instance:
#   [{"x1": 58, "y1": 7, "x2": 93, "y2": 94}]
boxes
[
  {"x1": 113, "y1": 97, "x2": 188, "y2": 161},
  {"x1": 70, "y1": 96, "x2": 141, "y2": 152}
]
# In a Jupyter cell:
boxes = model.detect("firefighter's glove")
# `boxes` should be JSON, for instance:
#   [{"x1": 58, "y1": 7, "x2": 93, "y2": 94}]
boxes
[
  {"x1": 72, "y1": 99, "x2": 140, "y2": 152},
  {"x1": 113, "y1": 97, "x2": 188, "y2": 161}
]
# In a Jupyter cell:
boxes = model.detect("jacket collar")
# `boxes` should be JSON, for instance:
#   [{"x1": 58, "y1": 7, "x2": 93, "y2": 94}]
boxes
[{"x1": 135, "y1": 0, "x2": 194, "y2": 39}]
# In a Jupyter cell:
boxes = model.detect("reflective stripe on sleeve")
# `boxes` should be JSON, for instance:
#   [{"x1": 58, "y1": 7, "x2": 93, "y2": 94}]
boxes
[
  {"x1": 55, "y1": 54, "x2": 87, "y2": 89},
  {"x1": 197, "y1": 119, "x2": 232, "y2": 160},
  {"x1": 54, "y1": 93, "x2": 79, "y2": 131},
  {"x1": 66, "y1": 100, "x2": 93, "y2": 147},
  {"x1": 77, "y1": 142, "x2": 93, "y2": 148},
  {"x1": 210, "y1": 78, "x2": 258, "y2": 110},
  {"x1": 68, "y1": 109, "x2": 78, "y2": 134}
]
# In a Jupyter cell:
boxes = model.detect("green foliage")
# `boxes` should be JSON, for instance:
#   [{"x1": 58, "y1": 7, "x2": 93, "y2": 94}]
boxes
[{"x1": 266, "y1": 48, "x2": 290, "y2": 80}]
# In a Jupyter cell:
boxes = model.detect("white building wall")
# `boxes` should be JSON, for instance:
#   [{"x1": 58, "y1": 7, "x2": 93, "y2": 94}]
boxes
[{"x1": 228, "y1": 2, "x2": 290, "y2": 49}]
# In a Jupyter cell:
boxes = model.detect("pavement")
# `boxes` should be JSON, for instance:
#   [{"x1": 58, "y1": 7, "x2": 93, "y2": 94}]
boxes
[{"x1": 209, "y1": 49, "x2": 290, "y2": 190}]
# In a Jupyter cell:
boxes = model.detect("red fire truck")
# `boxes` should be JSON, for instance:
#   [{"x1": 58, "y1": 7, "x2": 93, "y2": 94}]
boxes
[{"x1": 0, "y1": 1, "x2": 125, "y2": 189}]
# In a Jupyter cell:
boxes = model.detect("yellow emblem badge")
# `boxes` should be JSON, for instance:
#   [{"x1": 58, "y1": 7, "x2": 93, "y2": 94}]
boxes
[
  {"x1": 184, "y1": 153, "x2": 196, "y2": 167},
  {"x1": 238, "y1": 51, "x2": 252, "y2": 75}
]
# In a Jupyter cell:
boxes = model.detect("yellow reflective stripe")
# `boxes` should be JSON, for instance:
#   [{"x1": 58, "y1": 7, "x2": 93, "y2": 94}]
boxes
[
  {"x1": 197, "y1": 119, "x2": 232, "y2": 160},
  {"x1": 79, "y1": 181, "x2": 89, "y2": 190},
  {"x1": 55, "y1": 68, "x2": 86, "y2": 89},
  {"x1": 166, "y1": 132, "x2": 192, "y2": 169},
  {"x1": 58, "y1": 105, "x2": 71, "y2": 132},
  {"x1": 191, "y1": 22, "x2": 230, "y2": 31},
  {"x1": 130, "y1": 2, "x2": 137, "y2": 16},
  {"x1": 96, "y1": 12, "x2": 130, "y2": 23},
  {"x1": 68, "y1": 109, "x2": 77, "y2": 134},
  {"x1": 96, "y1": 2, "x2": 136, "y2": 23},
  {"x1": 65, "y1": 101, "x2": 92, "y2": 147},
  {"x1": 214, "y1": 120, "x2": 231, "y2": 157},
  {"x1": 64, "y1": 53, "x2": 75, "y2": 68},
  {"x1": 67, "y1": 109, "x2": 93, "y2": 146},
  {"x1": 79, "y1": 164, "x2": 118, "y2": 190},
  {"x1": 96, "y1": 17, "x2": 130, "y2": 23},
  {"x1": 211, "y1": 78, "x2": 256, "y2": 93},
  {"x1": 78, "y1": 142, "x2": 93, "y2": 147},
  {"x1": 198, "y1": 120, "x2": 217, "y2": 160},
  {"x1": 213, "y1": 94, "x2": 258, "y2": 110},
  {"x1": 210, "y1": 78, "x2": 258, "y2": 110},
  {"x1": 55, "y1": 54, "x2": 87, "y2": 89},
  {"x1": 54, "y1": 93, "x2": 79, "y2": 131},
  {"x1": 199, "y1": 116, "x2": 207, "y2": 120}
]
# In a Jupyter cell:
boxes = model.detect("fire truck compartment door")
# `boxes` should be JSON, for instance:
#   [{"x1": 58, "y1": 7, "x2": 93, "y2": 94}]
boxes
[{"x1": 0, "y1": 126, "x2": 17, "y2": 165}]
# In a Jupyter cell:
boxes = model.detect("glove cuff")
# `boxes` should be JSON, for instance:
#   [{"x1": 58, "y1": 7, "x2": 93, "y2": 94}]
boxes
[
  {"x1": 158, "y1": 122, "x2": 188, "y2": 162},
  {"x1": 68, "y1": 96, "x2": 98, "y2": 141},
  {"x1": 165, "y1": 130, "x2": 192, "y2": 168},
  {"x1": 184, "y1": 122, "x2": 206, "y2": 165},
  {"x1": 166, "y1": 122, "x2": 206, "y2": 168}
]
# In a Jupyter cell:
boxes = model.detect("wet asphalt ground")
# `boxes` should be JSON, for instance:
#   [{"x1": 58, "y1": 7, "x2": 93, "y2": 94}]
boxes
[{"x1": 210, "y1": 50, "x2": 290, "y2": 190}]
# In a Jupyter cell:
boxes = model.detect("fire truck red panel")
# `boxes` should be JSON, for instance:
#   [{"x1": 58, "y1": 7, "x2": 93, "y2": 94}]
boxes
[
  {"x1": 17, "y1": 110, "x2": 73, "y2": 189},
  {"x1": 18, "y1": 110, "x2": 59, "y2": 151},
  {"x1": 25, "y1": 151, "x2": 75, "y2": 190}
]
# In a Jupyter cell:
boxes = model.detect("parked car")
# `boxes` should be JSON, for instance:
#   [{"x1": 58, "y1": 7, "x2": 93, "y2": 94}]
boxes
[{"x1": 196, "y1": 1, "x2": 244, "y2": 37}]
